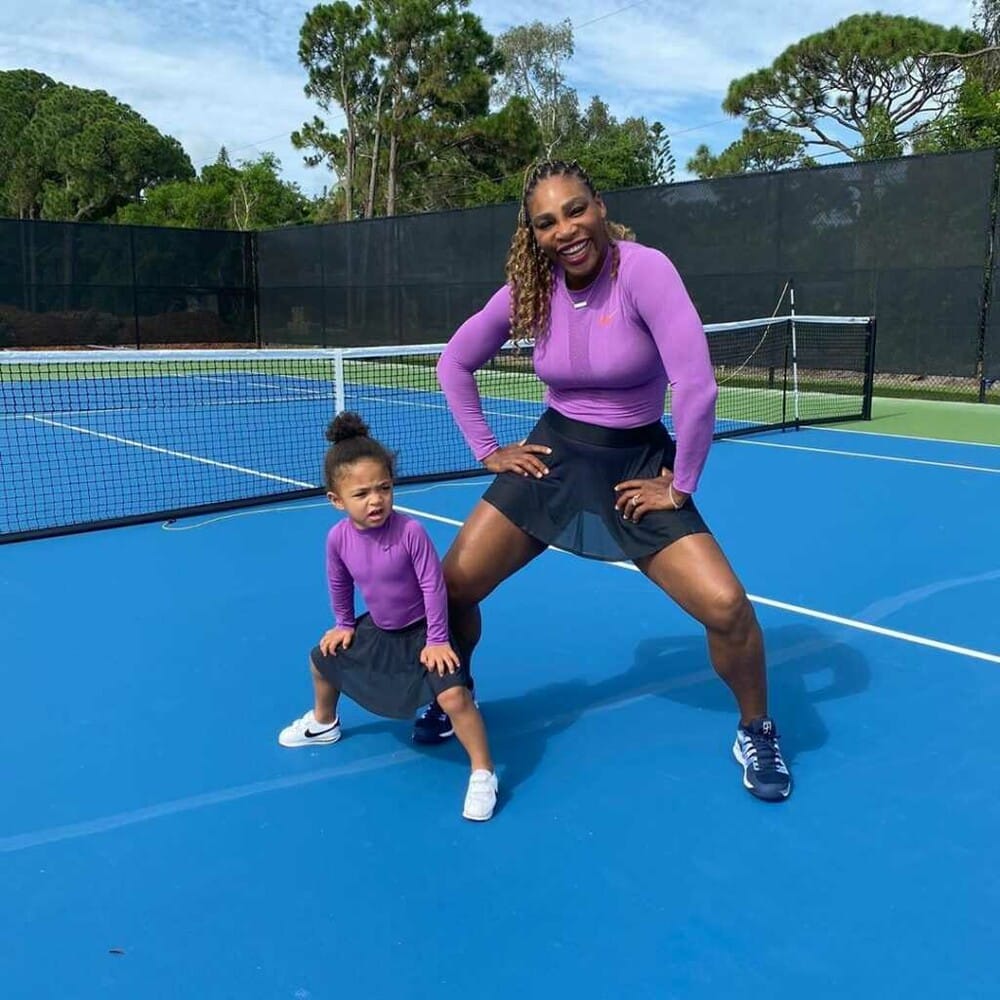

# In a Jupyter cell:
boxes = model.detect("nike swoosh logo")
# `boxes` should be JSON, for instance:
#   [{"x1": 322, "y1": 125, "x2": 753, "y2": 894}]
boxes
[{"x1": 304, "y1": 725, "x2": 337, "y2": 738}]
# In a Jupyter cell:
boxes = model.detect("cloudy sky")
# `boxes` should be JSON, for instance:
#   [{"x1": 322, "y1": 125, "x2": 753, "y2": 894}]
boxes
[{"x1": 1, "y1": 0, "x2": 974, "y2": 196}]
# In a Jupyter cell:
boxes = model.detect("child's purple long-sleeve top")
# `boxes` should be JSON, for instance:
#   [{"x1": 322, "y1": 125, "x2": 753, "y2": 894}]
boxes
[
  {"x1": 436, "y1": 240, "x2": 718, "y2": 494},
  {"x1": 326, "y1": 512, "x2": 449, "y2": 645}
]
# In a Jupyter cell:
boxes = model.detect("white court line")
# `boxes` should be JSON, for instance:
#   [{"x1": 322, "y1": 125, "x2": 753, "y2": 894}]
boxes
[
  {"x1": 724, "y1": 437, "x2": 1000, "y2": 474},
  {"x1": 395, "y1": 505, "x2": 1000, "y2": 665},
  {"x1": 25, "y1": 416, "x2": 314, "y2": 488},
  {"x1": 25, "y1": 417, "x2": 999, "y2": 663},
  {"x1": 813, "y1": 425, "x2": 1000, "y2": 450}
]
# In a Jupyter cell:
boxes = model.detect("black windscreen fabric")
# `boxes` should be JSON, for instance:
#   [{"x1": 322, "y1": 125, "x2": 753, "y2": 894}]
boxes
[
  {"x1": 0, "y1": 220, "x2": 255, "y2": 347},
  {"x1": 258, "y1": 204, "x2": 515, "y2": 346},
  {"x1": 258, "y1": 151, "x2": 994, "y2": 373}
]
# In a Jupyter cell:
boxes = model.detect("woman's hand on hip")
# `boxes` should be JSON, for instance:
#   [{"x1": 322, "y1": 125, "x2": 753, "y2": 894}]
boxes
[
  {"x1": 614, "y1": 468, "x2": 689, "y2": 523},
  {"x1": 482, "y1": 442, "x2": 552, "y2": 478}
]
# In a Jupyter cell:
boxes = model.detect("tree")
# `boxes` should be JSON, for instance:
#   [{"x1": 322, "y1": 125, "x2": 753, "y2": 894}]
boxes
[
  {"x1": 649, "y1": 122, "x2": 676, "y2": 186},
  {"x1": 0, "y1": 70, "x2": 57, "y2": 217},
  {"x1": 371, "y1": 0, "x2": 500, "y2": 215},
  {"x1": 294, "y1": 2, "x2": 375, "y2": 220},
  {"x1": 0, "y1": 69, "x2": 193, "y2": 221},
  {"x1": 553, "y1": 96, "x2": 662, "y2": 190},
  {"x1": 403, "y1": 95, "x2": 541, "y2": 210},
  {"x1": 494, "y1": 19, "x2": 575, "y2": 154},
  {"x1": 719, "y1": 14, "x2": 980, "y2": 163},
  {"x1": 118, "y1": 151, "x2": 310, "y2": 229},
  {"x1": 688, "y1": 128, "x2": 816, "y2": 179},
  {"x1": 295, "y1": 0, "x2": 502, "y2": 218},
  {"x1": 915, "y1": 2, "x2": 1000, "y2": 152}
]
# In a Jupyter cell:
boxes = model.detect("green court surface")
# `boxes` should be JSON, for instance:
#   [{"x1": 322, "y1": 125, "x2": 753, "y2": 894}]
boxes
[{"x1": 838, "y1": 396, "x2": 1000, "y2": 446}]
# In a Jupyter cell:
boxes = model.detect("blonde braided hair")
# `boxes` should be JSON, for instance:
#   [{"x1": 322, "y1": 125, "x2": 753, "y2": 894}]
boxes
[{"x1": 505, "y1": 160, "x2": 635, "y2": 343}]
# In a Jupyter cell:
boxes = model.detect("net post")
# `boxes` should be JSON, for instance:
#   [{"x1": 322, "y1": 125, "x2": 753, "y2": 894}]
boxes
[
  {"x1": 863, "y1": 317, "x2": 878, "y2": 420},
  {"x1": 789, "y1": 279, "x2": 800, "y2": 426}
]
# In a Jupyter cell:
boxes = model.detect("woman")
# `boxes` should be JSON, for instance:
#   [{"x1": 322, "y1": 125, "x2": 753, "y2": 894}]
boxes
[{"x1": 418, "y1": 159, "x2": 790, "y2": 802}]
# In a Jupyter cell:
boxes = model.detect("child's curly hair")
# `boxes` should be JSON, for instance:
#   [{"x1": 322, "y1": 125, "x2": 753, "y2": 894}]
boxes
[{"x1": 323, "y1": 411, "x2": 395, "y2": 492}]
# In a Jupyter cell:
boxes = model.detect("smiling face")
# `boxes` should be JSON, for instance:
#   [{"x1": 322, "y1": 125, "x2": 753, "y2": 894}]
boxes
[
  {"x1": 526, "y1": 173, "x2": 609, "y2": 289},
  {"x1": 328, "y1": 457, "x2": 394, "y2": 530}
]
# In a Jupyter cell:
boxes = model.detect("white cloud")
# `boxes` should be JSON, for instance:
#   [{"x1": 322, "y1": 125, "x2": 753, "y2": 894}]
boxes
[{"x1": 0, "y1": 0, "x2": 979, "y2": 195}]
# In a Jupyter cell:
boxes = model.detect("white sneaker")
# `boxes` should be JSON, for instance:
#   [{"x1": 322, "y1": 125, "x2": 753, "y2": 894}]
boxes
[
  {"x1": 278, "y1": 710, "x2": 342, "y2": 748},
  {"x1": 462, "y1": 769, "x2": 498, "y2": 821}
]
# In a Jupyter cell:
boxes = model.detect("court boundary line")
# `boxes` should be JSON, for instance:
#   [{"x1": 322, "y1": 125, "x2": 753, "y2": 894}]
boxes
[
  {"x1": 723, "y1": 437, "x2": 1000, "y2": 474},
  {"x1": 395, "y1": 504, "x2": 1000, "y2": 665},
  {"x1": 813, "y1": 425, "x2": 1000, "y2": 450},
  {"x1": 25, "y1": 416, "x2": 316, "y2": 488}
]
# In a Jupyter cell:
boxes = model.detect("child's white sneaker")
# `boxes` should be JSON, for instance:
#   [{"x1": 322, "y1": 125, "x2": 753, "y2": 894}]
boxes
[
  {"x1": 462, "y1": 769, "x2": 498, "y2": 821},
  {"x1": 278, "y1": 710, "x2": 342, "y2": 748}
]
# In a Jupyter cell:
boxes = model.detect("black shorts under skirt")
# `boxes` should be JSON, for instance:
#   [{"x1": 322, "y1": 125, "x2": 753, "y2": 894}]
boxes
[
  {"x1": 482, "y1": 408, "x2": 711, "y2": 563},
  {"x1": 310, "y1": 613, "x2": 470, "y2": 720}
]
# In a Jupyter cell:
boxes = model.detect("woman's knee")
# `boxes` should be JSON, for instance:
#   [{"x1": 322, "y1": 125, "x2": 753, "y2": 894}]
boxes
[{"x1": 702, "y1": 584, "x2": 754, "y2": 635}]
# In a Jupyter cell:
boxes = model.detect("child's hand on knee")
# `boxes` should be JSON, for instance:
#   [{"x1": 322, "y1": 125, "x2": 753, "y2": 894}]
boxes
[
  {"x1": 320, "y1": 627, "x2": 355, "y2": 656},
  {"x1": 420, "y1": 643, "x2": 460, "y2": 676}
]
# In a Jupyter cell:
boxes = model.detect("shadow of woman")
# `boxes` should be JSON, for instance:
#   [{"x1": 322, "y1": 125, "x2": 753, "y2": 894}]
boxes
[{"x1": 392, "y1": 622, "x2": 870, "y2": 804}]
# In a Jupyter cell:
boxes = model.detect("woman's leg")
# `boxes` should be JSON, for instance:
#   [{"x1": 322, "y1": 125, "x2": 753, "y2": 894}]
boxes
[
  {"x1": 442, "y1": 499, "x2": 548, "y2": 671},
  {"x1": 634, "y1": 532, "x2": 765, "y2": 722},
  {"x1": 413, "y1": 500, "x2": 546, "y2": 742},
  {"x1": 635, "y1": 533, "x2": 791, "y2": 800}
]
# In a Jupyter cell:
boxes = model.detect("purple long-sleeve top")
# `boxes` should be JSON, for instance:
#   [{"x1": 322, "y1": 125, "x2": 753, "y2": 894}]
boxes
[
  {"x1": 436, "y1": 240, "x2": 718, "y2": 494},
  {"x1": 326, "y1": 511, "x2": 449, "y2": 645}
]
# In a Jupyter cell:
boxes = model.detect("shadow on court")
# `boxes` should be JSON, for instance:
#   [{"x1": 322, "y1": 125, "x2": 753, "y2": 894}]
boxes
[{"x1": 383, "y1": 623, "x2": 870, "y2": 803}]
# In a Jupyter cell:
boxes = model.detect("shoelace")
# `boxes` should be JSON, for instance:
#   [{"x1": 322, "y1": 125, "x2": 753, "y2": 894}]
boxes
[{"x1": 744, "y1": 731, "x2": 788, "y2": 774}]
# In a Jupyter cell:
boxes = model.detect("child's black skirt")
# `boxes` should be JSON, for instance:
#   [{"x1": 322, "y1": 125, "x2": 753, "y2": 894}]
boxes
[{"x1": 310, "y1": 614, "x2": 469, "y2": 720}]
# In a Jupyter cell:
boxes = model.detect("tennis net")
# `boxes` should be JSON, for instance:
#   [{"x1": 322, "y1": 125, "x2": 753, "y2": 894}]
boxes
[{"x1": 0, "y1": 314, "x2": 873, "y2": 541}]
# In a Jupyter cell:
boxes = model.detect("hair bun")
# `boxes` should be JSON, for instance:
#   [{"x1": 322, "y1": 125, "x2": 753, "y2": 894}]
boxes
[{"x1": 326, "y1": 411, "x2": 370, "y2": 444}]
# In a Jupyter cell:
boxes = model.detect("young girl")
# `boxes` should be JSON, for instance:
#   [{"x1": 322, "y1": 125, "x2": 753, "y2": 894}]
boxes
[{"x1": 278, "y1": 411, "x2": 498, "y2": 821}]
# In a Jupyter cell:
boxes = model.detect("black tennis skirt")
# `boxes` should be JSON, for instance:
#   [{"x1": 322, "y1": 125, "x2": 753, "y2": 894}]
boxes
[
  {"x1": 310, "y1": 614, "x2": 470, "y2": 720},
  {"x1": 482, "y1": 408, "x2": 711, "y2": 562}
]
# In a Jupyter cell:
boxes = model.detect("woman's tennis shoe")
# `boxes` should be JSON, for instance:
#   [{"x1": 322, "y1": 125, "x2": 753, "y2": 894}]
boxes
[
  {"x1": 413, "y1": 683, "x2": 476, "y2": 744},
  {"x1": 279, "y1": 710, "x2": 342, "y2": 748},
  {"x1": 733, "y1": 716, "x2": 791, "y2": 801},
  {"x1": 462, "y1": 769, "x2": 498, "y2": 821},
  {"x1": 413, "y1": 699, "x2": 455, "y2": 742}
]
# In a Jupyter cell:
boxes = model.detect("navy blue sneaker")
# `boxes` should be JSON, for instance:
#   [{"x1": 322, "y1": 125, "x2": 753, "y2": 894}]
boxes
[
  {"x1": 412, "y1": 699, "x2": 454, "y2": 743},
  {"x1": 733, "y1": 716, "x2": 792, "y2": 801},
  {"x1": 412, "y1": 683, "x2": 475, "y2": 744}
]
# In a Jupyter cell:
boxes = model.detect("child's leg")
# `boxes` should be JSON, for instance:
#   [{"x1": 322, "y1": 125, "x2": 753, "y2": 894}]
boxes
[
  {"x1": 311, "y1": 657, "x2": 340, "y2": 724},
  {"x1": 278, "y1": 656, "x2": 343, "y2": 748},
  {"x1": 436, "y1": 686, "x2": 492, "y2": 772}
]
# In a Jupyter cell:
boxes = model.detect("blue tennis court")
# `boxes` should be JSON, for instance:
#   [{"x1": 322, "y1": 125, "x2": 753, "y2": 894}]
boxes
[{"x1": 2, "y1": 421, "x2": 997, "y2": 998}]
